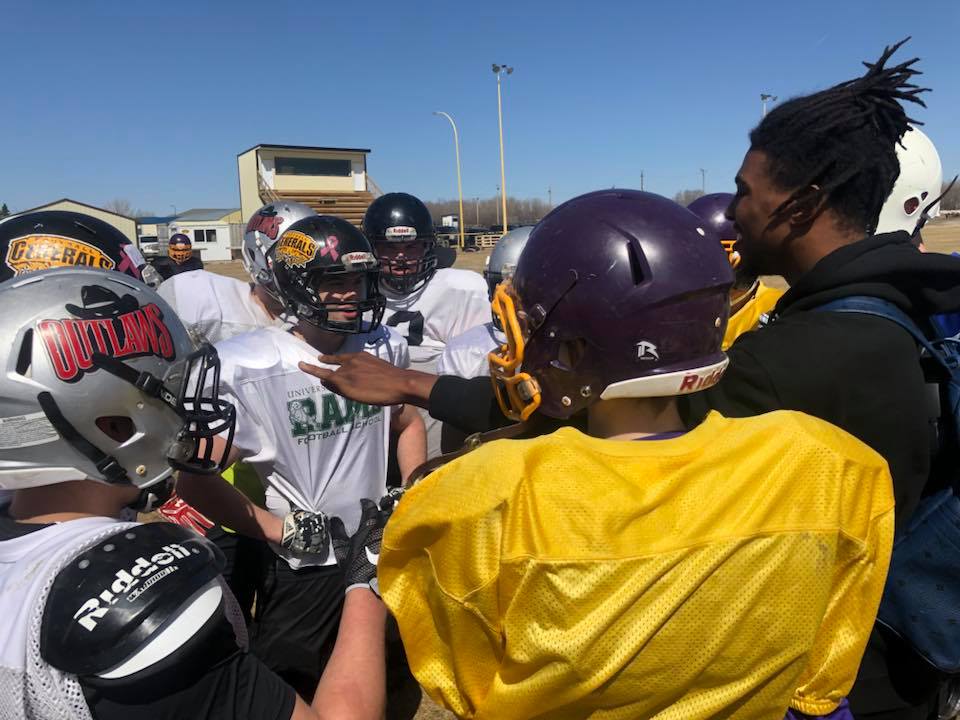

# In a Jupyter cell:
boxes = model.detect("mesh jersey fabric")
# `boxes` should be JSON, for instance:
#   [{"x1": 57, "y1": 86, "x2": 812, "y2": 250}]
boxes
[
  {"x1": 723, "y1": 282, "x2": 785, "y2": 350},
  {"x1": 0, "y1": 517, "x2": 136, "y2": 720},
  {"x1": 379, "y1": 411, "x2": 894, "y2": 720}
]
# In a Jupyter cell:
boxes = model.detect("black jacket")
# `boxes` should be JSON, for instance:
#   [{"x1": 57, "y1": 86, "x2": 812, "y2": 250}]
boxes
[
  {"x1": 683, "y1": 232, "x2": 960, "y2": 527},
  {"x1": 152, "y1": 255, "x2": 204, "y2": 280},
  {"x1": 682, "y1": 231, "x2": 960, "y2": 718}
]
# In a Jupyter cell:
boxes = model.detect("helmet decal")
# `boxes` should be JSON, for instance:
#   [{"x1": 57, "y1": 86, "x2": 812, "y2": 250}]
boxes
[
  {"x1": 246, "y1": 207, "x2": 283, "y2": 240},
  {"x1": 275, "y1": 230, "x2": 320, "y2": 267},
  {"x1": 6, "y1": 234, "x2": 117, "y2": 276},
  {"x1": 38, "y1": 285, "x2": 175, "y2": 383}
]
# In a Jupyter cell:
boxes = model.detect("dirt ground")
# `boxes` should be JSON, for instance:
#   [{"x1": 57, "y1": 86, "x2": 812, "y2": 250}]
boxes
[{"x1": 200, "y1": 219, "x2": 960, "y2": 720}]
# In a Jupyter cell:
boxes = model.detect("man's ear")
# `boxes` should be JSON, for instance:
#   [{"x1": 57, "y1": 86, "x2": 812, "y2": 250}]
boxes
[{"x1": 787, "y1": 184, "x2": 827, "y2": 228}]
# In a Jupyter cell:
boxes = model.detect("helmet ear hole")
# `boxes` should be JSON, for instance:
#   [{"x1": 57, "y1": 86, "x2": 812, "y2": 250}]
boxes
[
  {"x1": 904, "y1": 197, "x2": 921, "y2": 216},
  {"x1": 15, "y1": 329, "x2": 33, "y2": 376},
  {"x1": 96, "y1": 416, "x2": 136, "y2": 443},
  {"x1": 556, "y1": 338, "x2": 588, "y2": 372}
]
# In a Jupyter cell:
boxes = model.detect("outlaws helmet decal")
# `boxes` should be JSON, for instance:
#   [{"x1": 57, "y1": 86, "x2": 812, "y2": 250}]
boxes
[{"x1": 38, "y1": 285, "x2": 175, "y2": 383}]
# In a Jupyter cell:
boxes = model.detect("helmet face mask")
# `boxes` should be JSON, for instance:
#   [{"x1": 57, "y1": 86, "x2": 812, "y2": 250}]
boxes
[
  {"x1": 243, "y1": 201, "x2": 315, "y2": 299},
  {"x1": 0, "y1": 268, "x2": 236, "y2": 491},
  {"x1": 362, "y1": 193, "x2": 438, "y2": 295},
  {"x1": 687, "y1": 193, "x2": 742, "y2": 270},
  {"x1": 489, "y1": 190, "x2": 732, "y2": 420},
  {"x1": 270, "y1": 216, "x2": 386, "y2": 334},
  {"x1": 167, "y1": 234, "x2": 193, "y2": 264}
]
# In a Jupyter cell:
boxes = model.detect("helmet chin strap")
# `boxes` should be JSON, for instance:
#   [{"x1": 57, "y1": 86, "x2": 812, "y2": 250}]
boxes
[{"x1": 36, "y1": 391, "x2": 130, "y2": 485}]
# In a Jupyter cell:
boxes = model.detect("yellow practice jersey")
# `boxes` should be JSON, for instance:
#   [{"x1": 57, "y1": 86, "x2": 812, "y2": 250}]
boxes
[
  {"x1": 380, "y1": 411, "x2": 894, "y2": 720},
  {"x1": 723, "y1": 282, "x2": 785, "y2": 350}
]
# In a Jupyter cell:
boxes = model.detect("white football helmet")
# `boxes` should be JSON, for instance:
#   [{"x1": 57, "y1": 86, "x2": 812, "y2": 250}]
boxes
[
  {"x1": 242, "y1": 201, "x2": 315, "y2": 298},
  {"x1": 0, "y1": 268, "x2": 235, "y2": 491},
  {"x1": 876, "y1": 125, "x2": 943, "y2": 236}
]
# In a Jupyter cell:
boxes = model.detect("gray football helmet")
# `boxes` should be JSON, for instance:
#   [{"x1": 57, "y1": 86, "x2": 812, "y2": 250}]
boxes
[
  {"x1": 242, "y1": 201, "x2": 315, "y2": 298},
  {"x1": 0, "y1": 268, "x2": 235, "y2": 491},
  {"x1": 484, "y1": 226, "x2": 533, "y2": 300}
]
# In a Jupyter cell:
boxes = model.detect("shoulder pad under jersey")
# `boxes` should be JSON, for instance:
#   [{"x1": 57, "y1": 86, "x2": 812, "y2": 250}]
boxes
[{"x1": 41, "y1": 522, "x2": 225, "y2": 676}]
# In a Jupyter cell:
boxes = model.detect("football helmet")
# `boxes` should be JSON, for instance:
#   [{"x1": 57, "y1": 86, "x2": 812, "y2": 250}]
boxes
[
  {"x1": 687, "y1": 193, "x2": 740, "y2": 268},
  {"x1": 876, "y1": 125, "x2": 944, "y2": 237},
  {"x1": 269, "y1": 215, "x2": 385, "y2": 333},
  {"x1": 243, "y1": 200, "x2": 315, "y2": 299},
  {"x1": 167, "y1": 233, "x2": 193, "y2": 264},
  {"x1": 0, "y1": 211, "x2": 147, "y2": 284},
  {"x1": 484, "y1": 226, "x2": 533, "y2": 300},
  {"x1": 362, "y1": 192, "x2": 437, "y2": 294},
  {"x1": 490, "y1": 190, "x2": 732, "y2": 420},
  {"x1": 0, "y1": 268, "x2": 235, "y2": 491}
]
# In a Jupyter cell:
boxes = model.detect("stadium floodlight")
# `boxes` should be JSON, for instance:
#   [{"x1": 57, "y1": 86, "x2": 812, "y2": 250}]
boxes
[
  {"x1": 760, "y1": 93, "x2": 778, "y2": 117},
  {"x1": 493, "y1": 64, "x2": 515, "y2": 234}
]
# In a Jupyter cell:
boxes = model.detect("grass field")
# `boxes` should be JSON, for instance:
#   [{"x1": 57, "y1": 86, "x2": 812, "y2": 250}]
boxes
[{"x1": 201, "y1": 219, "x2": 960, "y2": 720}]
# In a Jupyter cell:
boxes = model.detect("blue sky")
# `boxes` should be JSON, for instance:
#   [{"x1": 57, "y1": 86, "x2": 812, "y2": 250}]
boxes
[{"x1": 0, "y1": 0, "x2": 956, "y2": 215}]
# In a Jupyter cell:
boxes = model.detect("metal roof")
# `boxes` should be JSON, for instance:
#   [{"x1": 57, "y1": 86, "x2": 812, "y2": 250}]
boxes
[{"x1": 172, "y1": 208, "x2": 239, "y2": 222}]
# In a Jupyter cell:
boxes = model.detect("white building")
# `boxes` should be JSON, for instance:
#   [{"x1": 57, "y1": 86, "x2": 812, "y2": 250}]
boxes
[{"x1": 168, "y1": 208, "x2": 242, "y2": 262}]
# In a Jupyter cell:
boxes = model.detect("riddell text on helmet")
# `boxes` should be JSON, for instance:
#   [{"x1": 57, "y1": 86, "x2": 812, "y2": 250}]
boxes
[{"x1": 679, "y1": 367, "x2": 726, "y2": 393}]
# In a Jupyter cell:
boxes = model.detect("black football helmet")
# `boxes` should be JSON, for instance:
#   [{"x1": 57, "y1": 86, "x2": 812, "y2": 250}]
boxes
[
  {"x1": 269, "y1": 215, "x2": 385, "y2": 333},
  {"x1": 0, "y1": 210, "x2": 148, "y2": 284},
  {"x1": 362, "y1": 192, "x2": 437, "y2": 294}
]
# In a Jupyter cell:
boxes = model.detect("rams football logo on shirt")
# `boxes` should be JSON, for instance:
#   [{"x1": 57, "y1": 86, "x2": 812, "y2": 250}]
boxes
[
  {"x1": 274, "y1": 230, "x2": 319, "y2": 267},
  {"x1": 5, "y1": 234, "x2": 116, "y2": 275}
]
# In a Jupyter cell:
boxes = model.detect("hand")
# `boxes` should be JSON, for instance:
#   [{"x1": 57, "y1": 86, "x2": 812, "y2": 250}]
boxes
[
  {"x1": 330, "y1": 490, "x2": 404, "y2": 596},
  {"x1": 298, "y1": 352, "x2": 436, "y2": 409},
  {"x1": 157, "y1": 491, "x2": 215, "y2": 535},
  {"x1": 281, "y1": 510, "x2": 330, "y2": 558}
]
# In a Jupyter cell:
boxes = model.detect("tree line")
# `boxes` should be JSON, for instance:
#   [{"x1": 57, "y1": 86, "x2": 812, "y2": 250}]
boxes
[{"x1": 425, "y1": 196, "x2": 553, "y2": 229}]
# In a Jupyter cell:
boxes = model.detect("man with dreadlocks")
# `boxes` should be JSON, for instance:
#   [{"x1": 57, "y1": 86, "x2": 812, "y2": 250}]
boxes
[{"x1": 678, "y1": 39, "x2": 960, "y2": 719}]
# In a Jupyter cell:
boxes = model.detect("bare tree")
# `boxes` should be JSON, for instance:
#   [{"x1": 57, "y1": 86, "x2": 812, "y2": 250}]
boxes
[
  {"x1": 425, "y1": 196, "x2": 551, "y2": 229},
  {"x1": 673, "y1": 189, "x2": 705, "y2": 206},
  {"x1": 940, "y1": 179, "x2": 960, "y2": 212},
  {"x1": 103, "y1": 199, "x2": 155, "y2": 218}
]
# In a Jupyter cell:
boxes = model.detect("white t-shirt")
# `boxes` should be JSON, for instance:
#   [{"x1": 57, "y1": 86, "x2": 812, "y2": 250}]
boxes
[
  {"x1": 436, "y1": 321, "x2": 505, "y2": 379},
  {"x1": 382, "y1": 268, "x2": 489, "y2": 457},
  {"x1": 214, "y1": 325, "x2": 409, "y2": 568},
  {"x1": 158, "y1": 270, "x2": 278, "y2": 345}
]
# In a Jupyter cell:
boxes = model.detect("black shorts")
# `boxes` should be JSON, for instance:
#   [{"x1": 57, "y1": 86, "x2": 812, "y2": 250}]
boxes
[
  {"x1": 206, "y1": 526, "x2": 270, "y2": 627},
  {"x1": 250, "y1": 557, "x2": 345, "y2": 700}
]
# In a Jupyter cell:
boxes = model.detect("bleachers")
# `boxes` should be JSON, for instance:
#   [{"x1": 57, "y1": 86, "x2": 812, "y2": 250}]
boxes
[{"x1": 274, "y1": 190, "x2": 375, "y2": 228}]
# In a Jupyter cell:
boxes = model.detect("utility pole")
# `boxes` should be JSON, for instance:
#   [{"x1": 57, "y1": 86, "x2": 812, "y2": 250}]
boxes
[
  {"x1": 640, "y1": 171, "x2": 644, "y2": 191},
  {"x1": 700, "y1": 168, "x2": 706, "y2": 194},
  {"x1": 548, "y1": 186, "x2": 553, "y2": 208},
  {"x1": 761, "y1": 93, "x2": 777, "y2": 118},
  {"x1": 475, "y1": 197, "x2": 480, "y2": 224}
]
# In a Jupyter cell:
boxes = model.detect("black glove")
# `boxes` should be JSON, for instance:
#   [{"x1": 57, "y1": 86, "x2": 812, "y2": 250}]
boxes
[
  {"x1": 330, "y1": 489, "x2": 404, "y2": 596},
  {"x1": 281, "y1": 510, "x2": 330, "y2": 558}
]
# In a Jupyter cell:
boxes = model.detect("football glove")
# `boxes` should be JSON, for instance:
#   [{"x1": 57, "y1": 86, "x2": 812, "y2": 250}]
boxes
[
  {"x1": 331, "y1": 488, "x2": 404, "y2": 596},
  {"x1": 281, "y1": 509, "x2": 331, "y2": 558}
]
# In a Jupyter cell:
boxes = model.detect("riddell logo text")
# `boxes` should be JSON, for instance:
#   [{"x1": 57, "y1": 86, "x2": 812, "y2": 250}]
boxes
[
  {"x1": 38, "y1": 303, "x2": 175, "y2": 382},
  {"x1": 678, "y1": 367, "x2": 726, "y2": 392},
  {"x1": 73, "y1": 543, "x2": 191, "y2": 631}
]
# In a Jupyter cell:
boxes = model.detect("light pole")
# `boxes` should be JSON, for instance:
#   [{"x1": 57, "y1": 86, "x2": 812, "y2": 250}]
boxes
[
  {"x1": 700, "y1": 168, "x2": 706, "y2": 194},
  {"x1": 761, "y1": 93, "x2": 777, "y2": 118},
  {"x1": 475, "y1": 197, "x2": 480, "y2": 224},
  {"x1": 492, "y1": 63, "x2": 513, "y2": 235},
  {"x1": 433, "y1": 111, "x2": 466, "y2": 249},
  {"x1": 495, "y1": 186, "x2": 500, "y2": 226},
  {"x1": 170, "y1": 204, "x2": 178, "y2": 217}
]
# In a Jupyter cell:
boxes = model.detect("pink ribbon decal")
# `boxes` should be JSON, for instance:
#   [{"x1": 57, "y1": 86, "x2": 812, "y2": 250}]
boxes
[{"x1": 321, "y1": 235, "x2": 340, "y2": 262}]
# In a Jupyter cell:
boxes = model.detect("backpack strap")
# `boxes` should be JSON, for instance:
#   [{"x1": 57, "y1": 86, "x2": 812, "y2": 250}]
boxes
[{"x1": 814, "y1": 296, "x2": 959, "y2": 378}]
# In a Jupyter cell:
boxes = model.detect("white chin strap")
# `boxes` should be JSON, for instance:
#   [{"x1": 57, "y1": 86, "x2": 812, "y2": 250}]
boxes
[{"x1": 600, "y1": 357, "x2": 729, "y2": 400}]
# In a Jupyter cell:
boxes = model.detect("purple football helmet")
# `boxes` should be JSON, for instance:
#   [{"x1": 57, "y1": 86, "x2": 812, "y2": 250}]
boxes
[
  {"x1": 490, "y1": 190, "x2": 733, "y2": 420},
  {"x1": 688, "y1": 193, "x2": 739, "y2": 267}
]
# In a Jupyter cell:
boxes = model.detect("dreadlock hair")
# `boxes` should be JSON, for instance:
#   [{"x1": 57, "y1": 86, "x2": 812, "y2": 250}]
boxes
[{"x1": 749, "y1": 38, "x2": 929, "y2": 235}]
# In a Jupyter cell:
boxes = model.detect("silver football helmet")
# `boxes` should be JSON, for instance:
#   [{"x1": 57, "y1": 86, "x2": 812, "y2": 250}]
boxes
[
  {"x1": 484, "y1": 226, "x2": 533, "y2": 300},
  {"x1": 242, "y1": 201, "x2": 315, "y2": 299},
  {"x1": 0, "y1": 268, "x2": 235, "y2": 491}
]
